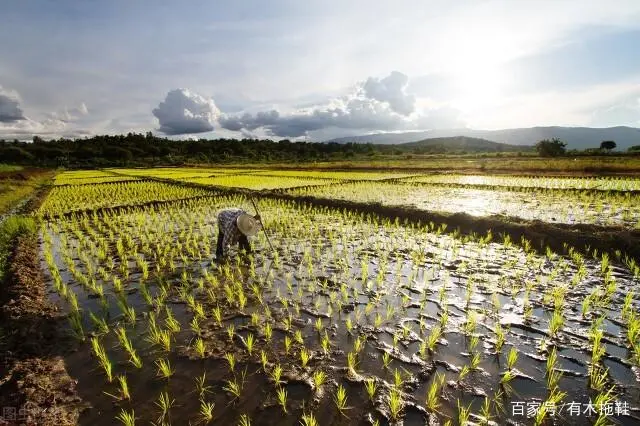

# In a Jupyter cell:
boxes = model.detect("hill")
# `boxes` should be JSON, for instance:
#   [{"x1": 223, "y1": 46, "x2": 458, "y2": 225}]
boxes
[
  {"x1": 328, "y1": 126, "x2": 640, "y2": 150},
  {"x1": 397, "y1": 136, "x2": 532, "y2": 153}
]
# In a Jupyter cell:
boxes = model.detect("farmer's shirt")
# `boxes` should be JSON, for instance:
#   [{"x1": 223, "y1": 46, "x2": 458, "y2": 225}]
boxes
[{"x1": 217, "y1": 208, "x2": 249, "y2": 253}]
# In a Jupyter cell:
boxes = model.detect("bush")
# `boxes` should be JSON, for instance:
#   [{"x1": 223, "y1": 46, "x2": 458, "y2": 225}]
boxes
[{"x1": 535, "y1": 138, "x2": 567, "y2": 157}]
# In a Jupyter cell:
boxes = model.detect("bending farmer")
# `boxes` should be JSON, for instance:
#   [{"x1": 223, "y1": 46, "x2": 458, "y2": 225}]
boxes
[{"x1": 216, "y1": 208, "x2": 261, "y2": 259}]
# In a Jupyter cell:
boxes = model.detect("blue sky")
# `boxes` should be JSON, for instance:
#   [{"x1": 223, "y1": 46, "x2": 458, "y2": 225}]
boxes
[{"x1": 1, "y1": 0, "x2": 639, "y2": 140}]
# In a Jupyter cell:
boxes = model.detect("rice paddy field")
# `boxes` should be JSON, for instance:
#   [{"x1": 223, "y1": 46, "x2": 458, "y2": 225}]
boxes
[{"x1": 18, "y1": 167, "x2": 640, "y2": 425}]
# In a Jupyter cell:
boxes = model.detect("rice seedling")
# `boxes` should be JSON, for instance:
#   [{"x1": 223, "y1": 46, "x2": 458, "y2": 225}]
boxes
[
  {"x1": 382, "y1": 352, "x2": 392, "y2": 369},
  {"x1": 506, "y1": 347, "x2": 518, "y2": 370},
  {"x1": 224, "y1": 377, "x2": 243, "y2": 401},
  {"x1": 364, "y1": 377, "x2": 376, "y2": 401},
  {"x1": 299, "y1": 412, "x2": 319, "y2": 426},
  {"x1": 284, "y1": 335, "x2": 293, "y2": 355},
  {"x1": 195, "y1": 372, "x2": 212, "y2": 398},
  {"x1": 270, "y1": 363, "x2": 284, "y2": 387},
  {"x1": 116, "y1": 409, "x2": 135, "y2": 426},
  {"x1": 227, "y1": 324, "x2": 235, "y2": 342},
  {"x1": 154, "y1": 391, "x2": 175, "y2": 425},
  {"x1": 199, "y1": 399, "x2": 215, "y2": 424},
  {"x1": 155, "y1": 358, "x2": 174, "y2": 380},
  {"x1": 225, "y1": 352, "x2": 236, "y2": 373},
  {"x1": 347, "y1": 351, "x2": 358, "y2": 376},
  {"x1": 90, "y1": 337, "x2": 113, "y2": 383},
  {"x1": 334, "y1": 384, "x2": 349, "y2": 416},
  {"x1": 193, "y1": 337, "x2": 206, "y2": 358},
  {"x1": 300, "y1": 347, "x2": 311, "y2": 368},
  {"x1": 243, "y1": 333, "x2": 255, "y2": 356},
  {"x1": 388, "y1": 387, "x2": 404, "y2": 421},
  {"x1": 311, "y1": 370, "x2": 326, "y2": 392},
  {"x1": 425, "y1": 372, "x2": 445, "y2": 413},
  {"x1": 68, "y1": 310, "x2": 85, "y2": 341},
  {"x1": 457, "y1": 400, "x2": 472, "y2": 426},
  {"x1": 238, "y1": 414, "x2": 251, "y2": 426},
  {"x1": 276, "y1": 386, "x2": 288, "y2": 413},
  {"x1": 89, "y1": 312, "x2": 109, "y2": 335}
]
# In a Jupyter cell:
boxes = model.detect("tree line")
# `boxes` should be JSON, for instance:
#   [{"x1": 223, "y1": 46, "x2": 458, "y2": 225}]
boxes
[{"x1": 0, "y1": 133, "x2": 637, "y2": 167}]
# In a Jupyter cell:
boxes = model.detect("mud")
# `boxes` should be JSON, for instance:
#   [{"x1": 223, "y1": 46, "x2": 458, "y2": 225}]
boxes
[{"x1": 0, "y1": 180, "x2": 84, "y2": 425}]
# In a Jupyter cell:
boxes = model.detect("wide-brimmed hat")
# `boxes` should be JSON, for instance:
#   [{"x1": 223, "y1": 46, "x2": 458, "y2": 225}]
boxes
[{"x1": 236, "y1": 214, "x2": 260, "y2": 236}]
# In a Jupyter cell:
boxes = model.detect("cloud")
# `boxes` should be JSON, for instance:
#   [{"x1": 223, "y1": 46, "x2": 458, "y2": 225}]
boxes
[
  {"x1": 362, "y1": 71, "x2": 415, "y2": 115},
  {"x1": 218, "y1": 71, "x2": 463, "y2": 138},
  {"x1": 0, "y1": 85, "x2": 25, "y2": 123},
  {"x1": 153, "y1": 89, "x2": 220, "y2": 135}
]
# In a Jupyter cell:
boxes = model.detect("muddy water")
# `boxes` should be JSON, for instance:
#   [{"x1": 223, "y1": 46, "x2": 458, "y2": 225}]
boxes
[{"x1": 41, "y1": 196, "x2": 640, "y2": 425}]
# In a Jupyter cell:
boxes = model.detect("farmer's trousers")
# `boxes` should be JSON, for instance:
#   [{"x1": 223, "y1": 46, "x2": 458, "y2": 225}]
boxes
[{"x1": 216, "y1": 232, "x2": 251, "y2": 258}]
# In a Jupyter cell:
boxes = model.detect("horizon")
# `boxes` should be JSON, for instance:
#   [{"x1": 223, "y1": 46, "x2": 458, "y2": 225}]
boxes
[{"x1": 1, "y1": 1, "x2": 640, "y2": 141}]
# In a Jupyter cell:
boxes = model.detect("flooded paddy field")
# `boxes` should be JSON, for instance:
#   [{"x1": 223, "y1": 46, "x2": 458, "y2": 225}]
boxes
[
  {"x1": 39, "y1": 181, "x2": 640, "y2": 426},
  {"x1": 288, "y1": 181, "x2": 640, "y2": 228}
]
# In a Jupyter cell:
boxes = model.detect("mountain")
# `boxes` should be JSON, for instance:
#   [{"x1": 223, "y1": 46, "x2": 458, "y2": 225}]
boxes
[
  {"x1": 327, "y1": 126, "x2": 640, "y2": 150},
  {"x1": 397, "y1": 136, "x2": 532, "y2": 152}
]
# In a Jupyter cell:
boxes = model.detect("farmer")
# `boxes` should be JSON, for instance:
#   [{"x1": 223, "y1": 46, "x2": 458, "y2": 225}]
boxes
[{"x1": 216, "y1": 208, "x2": 261, "y2": 259}]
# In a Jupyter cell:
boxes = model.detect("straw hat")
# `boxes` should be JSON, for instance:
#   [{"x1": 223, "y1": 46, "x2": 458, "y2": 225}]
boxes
[{"x1": 236, "y1": 214, "x2": 260, "y2": 236}]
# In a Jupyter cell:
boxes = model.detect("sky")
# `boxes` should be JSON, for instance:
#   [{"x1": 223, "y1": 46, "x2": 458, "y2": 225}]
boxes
[{"x1": 1, "y1": 0, "x2": 640, "y2": 141}]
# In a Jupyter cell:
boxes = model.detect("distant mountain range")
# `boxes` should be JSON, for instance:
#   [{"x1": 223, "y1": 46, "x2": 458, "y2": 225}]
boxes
[
  {"x1": 327, "y1": 126, "x2": 640, "y2": 150},
  {"x1": 397, "y1": 136, "x2": 532, "y2": 152}
]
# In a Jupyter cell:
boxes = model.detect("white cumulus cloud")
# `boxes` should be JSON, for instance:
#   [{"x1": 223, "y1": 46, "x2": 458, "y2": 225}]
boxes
[{"x1": 153, "y1": 89, "x2": 220, "y2": 135}]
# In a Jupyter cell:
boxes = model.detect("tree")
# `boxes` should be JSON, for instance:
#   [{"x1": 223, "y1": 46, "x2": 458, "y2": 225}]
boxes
[
  {"x1": 535, "y1": 138, "x2": 567, "y2": 157},
  {"x1": 600, "y1": 140, "x2": 616, "y2": 151}
]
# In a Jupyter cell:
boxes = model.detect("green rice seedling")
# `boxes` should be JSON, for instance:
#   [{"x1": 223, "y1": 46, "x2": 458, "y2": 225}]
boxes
[
  {"x1": 345, "y1": 317, "x2": 353, "y2": 334},
  {"x1": 165, "y1": 307, "x2": 181, "y2": 333},
  {"x1": 299, "y1": 412, "x2": 319, "y2": 426},
  {"x1": 284, "y1": 335, "x2": 292, "y2": 355},
  {"x1": 90, "y1": 337, "x2": 113, "y2": 383},
  {"x1": 276, "y1": 386, "x2": 288, "y2": 413},
  {"x1": 294, "y1": 329, "x2": 304, "y2": 345},
  {"x1": 260, "y1": 350, "x2": 269, "y2": 371},
  {"x1": 314, "y1": 318, "x2": 323, "y2": 333},
  {"x1": 321, "y1": 332, "x2": 331, "y2": 355},
  {"x1": 89, "y1": 312, "x2": 109, "y2": 335},
  {"x1": 347, "y1": 352, "x2": 358, "y2": 376},
  {"x1": 464, "y1": 310, "x2": 477, "y2": 335},
  {"x1": 227, "y1": 324, "x2": 235, "y2": 342},
  {"x1": 238, "y1": 414, "x2": 251, "y2": 426},
  {"x1": 244, "y1": 333, "x2": 255, "y2": 356},
  {"x1": 212, "y1": 305, "x2": 223, "y2": 326},
  {"x1": 199, "y1": 399, "x2": 215, "y2": 424},
  {"x1": 589, "y1": 365, "x2": 609, "y2": 391},
  {"x1": 270, "y1": 363, "x2": 284, "y2": 387},
  {"x1": 548, "y1": 309, "x2": 564, "y2": 339},
  {"x1": 224, "y1": 377, "x2": 243, "y2": 401},
  {"x1": 312, "y1": 370, "x2": 326, "y2": 392},
  {"x1": 534, "y1": 387, "x2": 566, "y2": 426},
  {"x1": 382, "y1": 352, "x2": 392, "y2": 369},
  {"x1": 158, "y1": 329, "x2": 172, "y2": 353},
  {"x1": 334, "y1": 384, "x2": 349, "y2": 416},
  {"x1": 458, "y1": 365, "x2": 471, "y2": 382},
  {"x1": 155, "y1": 358, "x2": 174, "y2": 380},
  {"x1": 425, "y1": 372, "x2": 445, "y2": 413},
  {"x1": 479, "y1": 396, "x2": 494, "y2": 426},
  {"x1": 547, "y1": 368, "x2": 563, "y2": 391},
  {"x1": 388, "y1": 387, "x2": 404, "y2": 421},
  {"x1": 506, "y1": 347, "x2": 518, "y2": 370},
  {"x1": 457, "y1": 400, "x2": 472, "y2": 426},
  {"x1": 68, "y1": 310, "x2": 85, "y2": 341},
  {"x1": 193, "y1": 337, "x2": 206, "y2": 358},
  {"x1": 393, "y1": 368, "x2": 404, "y2": 389},
  {"x1": 470, "y1": 352, "x2": 481, "y2": 371},
  {"x1": 426, "y1": 325, "x2": 442, "y2": 354},
  {"x1": 117, "y1": 375, "x2": 131, "y2": 401},
  {"x1": 264, "y1": 322, "x2": 273, "y2": 342},
  {"x1": 154, "y1": 391, "x2": 175, "y2": 425},
  {"x1": 116, "y1": 409, "x2": 135, "y2": 426},
  {"x1": 190, "y1": 315, "x2": 202, "y2": 335},
  {"x1": 546, "y1": 346, "x2": 558, "y2": 376},
  {"x1": 364, "y1": 377, "x2": 376, "y2": 402},
  {"x1": 195, "y1": 372, "x2": 212, "y2": 398},
  {"x1": 225, "y1": 353, "x2": 236, "y2": 373},
  {"x1": 300, "y1": 348, "x2": 311, "y2": 368},
  {"x1": 500, "y1": 369, "x2": 516, "y2": 394}
]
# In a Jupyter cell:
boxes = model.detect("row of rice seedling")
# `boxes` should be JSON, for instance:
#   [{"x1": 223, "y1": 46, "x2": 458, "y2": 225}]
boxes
[
  {"x1": 402, "y1": 174, "x2": 640, "y2": 191},
  {"x1": 288, "y1": 180, "x2": 640, "y2": 227},
  {"x1": 39, "y1": 180, "x2": 213, "y2": 216},
  {"x1": 247, "y1": 169, "x2": 417, "y2": 180},
  {"x1": 54, "y1": 170, "x2": 141, "y2": 186},
  {"x1": 41, "y1": 192, "x2": 639, "y2": 425},
  {"x1": 167, "y1": 174, "x2": 342, "y2": 190},
  {"x1": 111, "y1": 167, "x2": 259, "y2": 179}
]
